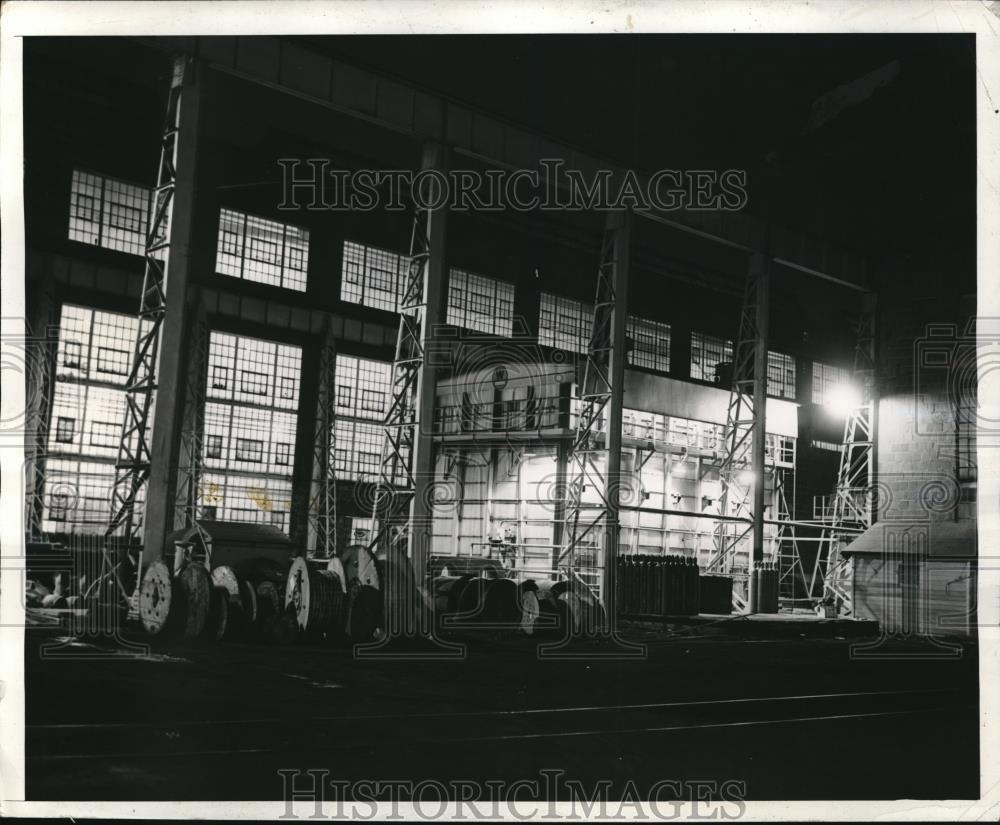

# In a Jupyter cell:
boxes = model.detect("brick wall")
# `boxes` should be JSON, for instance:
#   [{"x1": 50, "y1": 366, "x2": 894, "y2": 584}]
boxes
[{"x1": 876, "y1": 293, "x2": 976, "y2": 525}]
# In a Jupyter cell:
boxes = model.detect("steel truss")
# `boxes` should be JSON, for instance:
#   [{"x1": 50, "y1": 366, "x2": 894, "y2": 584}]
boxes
[
  {"x1": 556, "y1": 210, "x2": 630, "y2": 604},
  {"x1": 369, "y1": 198, "x2": 430, "y2": 555},
  {"x1": 816, "y1": 294, "x2": 877, "y2": 614},
  {"x1": 310, "y1": 320, "x2": 338, "y2": 558},
  {"x1": 175, "y1": 297, "x2": 208, "y2": 534},
  {"x1": 102, "y1": 56, "x2": 186, "y2": 610},
  {"x1": 708, "y1": 252, "x2": 769, "y2": 610}
]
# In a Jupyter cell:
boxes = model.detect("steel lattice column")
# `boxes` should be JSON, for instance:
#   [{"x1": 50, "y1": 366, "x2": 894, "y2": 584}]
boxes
[
  {"x1": 557, "y1": 209, "x2": 631, "y2": 608},
  {"x1": 174, "y1": 294, "x2": 208, "y2": 532},
  {"x1": 106, "y1": 54, "x2": 203, "y2": 575},
  {"x1": 821, "y1": 292, "x2": 877, "y2": 614},
  {"x1": 709, "y1": 250, "x2": 770, "y2": 612},
  {"x1": 369, "y1": 141, "x2": 450, "y2": 640},
  {"x1": 310, "y1": 320, "x2": 338, "y2": 558}
]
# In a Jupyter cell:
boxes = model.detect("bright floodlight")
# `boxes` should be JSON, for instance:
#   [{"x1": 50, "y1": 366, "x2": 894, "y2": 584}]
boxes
[
  {"x1": 827, "y1": 382, "x2": 861, "y2": 417},
  {"x1": 737, "y1": 468, "x2": 756, "y2": 487}
]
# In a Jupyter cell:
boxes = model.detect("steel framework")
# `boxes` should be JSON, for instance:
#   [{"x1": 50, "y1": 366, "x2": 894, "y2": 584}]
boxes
[
  {"x1": 369, "y1": 193, "x2": 430, "y2": 554},
  {"x1": 310, "y1": 320, "x2": 338, "y2": 558},
  {"x1": 708, "y1": 251, "x2": 770, "y2": 611},
  {"x1": 175, "y1": 297, "x2": 208, "y2": 533},
  {"x1": 816, "y1": 293, "x2": 877, "y2": 614},
  {"x1": 106, "y1": 56, "x2": 184, "y2": 548},
  {"x1": 556, "y1": 209, "x2": 631, "y2": 606}
]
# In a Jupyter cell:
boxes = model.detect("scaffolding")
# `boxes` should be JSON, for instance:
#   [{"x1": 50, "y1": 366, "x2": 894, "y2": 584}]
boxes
[
  {"x1": 816, "y1": 294, "x2": 877, "y2": 614},
  {"x1": 708, "y1": 252, "x2": 770, "y2": 610},
  {"x1": 556, "y1": 209, "x2": 630, "y2": 605}
]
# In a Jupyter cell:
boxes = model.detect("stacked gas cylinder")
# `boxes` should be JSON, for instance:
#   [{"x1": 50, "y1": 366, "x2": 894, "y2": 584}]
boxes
[
  {"x1": 617, "y1": 554, "x2": 702, "y2": 618},
  {"x1": 749, "y1": 562, "x2": 779, "y2": 614}
]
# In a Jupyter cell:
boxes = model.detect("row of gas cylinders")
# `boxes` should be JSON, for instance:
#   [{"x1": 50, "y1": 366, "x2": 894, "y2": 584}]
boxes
[
  {"x1": 748, "y1": 562, "x2": 780, "y2": 614},
  {"x1": 617, "y1": 555, "x2": 702, "y2": 617}
]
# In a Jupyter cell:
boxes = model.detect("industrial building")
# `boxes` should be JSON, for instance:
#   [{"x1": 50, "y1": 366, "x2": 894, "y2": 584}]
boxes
[{"x1": 15, "y1": 32, "x2": 981, "y2": 801}]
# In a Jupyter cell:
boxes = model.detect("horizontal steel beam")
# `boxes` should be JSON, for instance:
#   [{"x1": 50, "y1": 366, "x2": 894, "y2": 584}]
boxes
[{"x1": 140, "y1": 35, "x2": 870, "y2": 293}]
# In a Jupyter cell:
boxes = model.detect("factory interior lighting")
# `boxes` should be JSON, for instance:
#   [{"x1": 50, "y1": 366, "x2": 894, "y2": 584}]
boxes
[{"x1": 827, "y1": 382, "x2": 862, "y2": 417}]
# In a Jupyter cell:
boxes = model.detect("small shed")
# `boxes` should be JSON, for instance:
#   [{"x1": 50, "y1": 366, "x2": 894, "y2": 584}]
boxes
[
  {"x1": 844, "y1": 519, "x2": 976, "y2": 638},
  {"x1": 166, "y1": 520, "x2": 296, "y2": 571}
]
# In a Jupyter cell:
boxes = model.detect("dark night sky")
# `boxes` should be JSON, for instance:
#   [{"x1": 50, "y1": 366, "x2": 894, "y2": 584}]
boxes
[{"x1": 310, "y1": 34, "x2": 977, "y2": 292}]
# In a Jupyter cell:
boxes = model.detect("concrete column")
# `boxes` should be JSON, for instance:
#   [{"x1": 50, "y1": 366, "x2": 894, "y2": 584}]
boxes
[
  {"x1": 602, "y1": 208, "x2": 631, "y2": 614},
  {"x1": 141, "y1": 57, "x2": 204, "y2": 564}
]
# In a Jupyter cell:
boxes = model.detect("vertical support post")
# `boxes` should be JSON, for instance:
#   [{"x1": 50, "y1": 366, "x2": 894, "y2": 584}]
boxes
[
  {"x1": 749, "y1": 250, "x2": 770, "y2": 611},
  {"x1": 141, "y1": 57, "x2": 203, "y2": 566},
  {"x1": 602, "y1": 208, "x2": 630, "y2": 617},
  {"x1": 406, "y1": 139, "x2": 449, "y2": 594}
]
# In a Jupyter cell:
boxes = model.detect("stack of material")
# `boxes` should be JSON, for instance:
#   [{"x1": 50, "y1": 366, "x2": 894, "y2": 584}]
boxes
[
  {"x1": 617, "y1": 555, "x2": 701, "y2": 617},
  {"x1": 749, "y1": 562, "x2": 779, "y2": 614}
]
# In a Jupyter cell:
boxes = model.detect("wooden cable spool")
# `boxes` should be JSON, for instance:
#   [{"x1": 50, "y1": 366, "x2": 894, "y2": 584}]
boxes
[
  {"x1": 340, "y1": 544, "x2": 381, "y2": 590},
  {"x1": 255, "y1": 579, "x2": 282, "y2": 636},
  {"x1": 346, "y1": 584, "x2": 383, "y2": 642},
  {"x1": 139, "y1": 559, "x2": 174, "y2": 636},
  {"x1": 285, "y1": 556, "x2": 341, "y2": 636},
  {"x1": 202, "y1": 585, "x2": 230, "y2": 642},
  {"x1": 211, "y1": 564, "x2": 248, "y2": 639},
  {"x1": 518, "y1": 580, "x2": 540, "y2": 636},
  {"x1": 325, "y1": 557, "x2": 348, "y2": 593},
  {"x1": 175, "y1": 562, "x2": 212, "y2": 640},
  {"x1": 483, "y1": 578, "x2": 520, "y2": 629}
]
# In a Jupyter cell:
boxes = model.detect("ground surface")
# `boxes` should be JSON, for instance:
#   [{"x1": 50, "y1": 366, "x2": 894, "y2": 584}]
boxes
[{"x1": 24, "y1": 623, "x2": 979, "y2": 801}]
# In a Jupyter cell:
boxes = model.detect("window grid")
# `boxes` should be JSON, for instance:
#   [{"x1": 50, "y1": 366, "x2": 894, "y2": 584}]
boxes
[
  {"x1": 202, "y1": 331, "x2": 302, "y2": 533},
  {"x1": 627, "y1": 315, "x2": 671, "y2": 373},
  {"x1": 332, "y1": 354, "x2": 407, "y2": 482},
  {"x1": 215, "y1": 207, "x2": 309, "y2": 292},
  {"x1": 811, "y1": 361, "x2": 851, "y2": 406},
  {"x1": 690, "y1": 332, "x2": 733, "y2": 382},
  {"x1": 538, "y1": 292, "x2": 594, "y2": 353},
  {"x1": 42, "y1": 305, "x2": 144, "y2": 533},
  {"x1": 69, "y1": 169, "x2": 158, "y2": 257},
  {"x1": 447, "y1": 268, "x2": 515, "y2": 336},
  {"x1": 767, "y1": 351, "x2": 797, "y2": 400},
  {"x1": 340, "y1": 240, "x2": 409, "y2": 312}
]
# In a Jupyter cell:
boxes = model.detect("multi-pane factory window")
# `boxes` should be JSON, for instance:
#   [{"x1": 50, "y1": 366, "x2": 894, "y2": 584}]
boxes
[
  {"x1": 333, "y1": 354, "x2": 397, "y2": 481},
  {"x1": 215, "y1": 207, "x2": 309, "y2": 292},
  {"x1": 767, "y1": 351, "x2": 797, "y2": 399},
  {"x1": 202, "y1": 332, "x2": 302, "y2": 532},
  {"x1": 447, "y1": 269, "x2": 515, "y2": 336},
  {"x1": 811, "y1": 361, "x2": 851, "y2": 406},
  {"x1": 68, "y1": 169, "x2": 160, "y2": 257},
  {"x1": 690, "y1": 332, "x2": 733, "y2": 382},
  {"x1": 627, "y1": 315, "x2": 671, "y2": 373},
  {"x1": 43, "y1": 304, "x2": 146, "y2": 533},
  {"x1": 538, "y1": 292, "x2": 594, "y2": 353},
  {"x1": 340, "y1": 240, "x2": 409, "y2": 312}
]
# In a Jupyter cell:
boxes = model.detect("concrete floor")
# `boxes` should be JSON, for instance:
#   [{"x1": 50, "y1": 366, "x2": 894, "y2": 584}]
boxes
[{"x1": 24, "y1": 625, "x2": 979, "y2": 801}]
